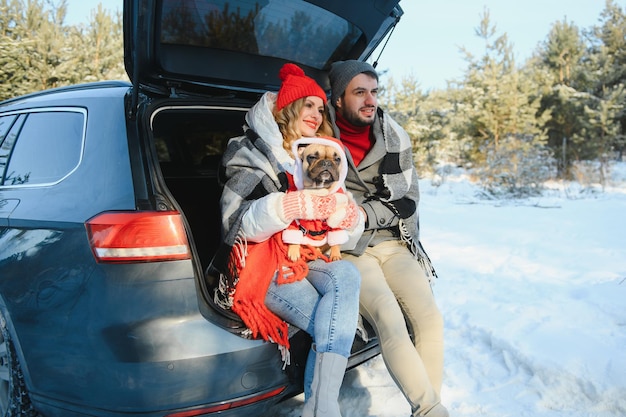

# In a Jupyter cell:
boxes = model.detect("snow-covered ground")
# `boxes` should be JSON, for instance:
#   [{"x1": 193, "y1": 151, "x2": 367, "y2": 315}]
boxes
[{"x1": 265, "y1": 163, "x2": 626, "y2": 417}]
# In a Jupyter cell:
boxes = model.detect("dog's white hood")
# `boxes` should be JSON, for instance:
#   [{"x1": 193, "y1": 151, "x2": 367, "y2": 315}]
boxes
[{"x1": 291, "y1": 136, "x2": 348, "y2": 194}]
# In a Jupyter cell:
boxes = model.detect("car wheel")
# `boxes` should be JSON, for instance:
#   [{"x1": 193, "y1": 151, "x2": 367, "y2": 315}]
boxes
[{"x1": 0, "y1": 313, "x2": 41, "y2": 417}]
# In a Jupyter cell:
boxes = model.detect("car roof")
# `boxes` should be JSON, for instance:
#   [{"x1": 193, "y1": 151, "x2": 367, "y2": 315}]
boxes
[
  {"x1": 0, "y1": 81, "x2": 131, "y2": 110},
  {"x1": 123, "y1": 0, "x2": 402, "y2": 96}
]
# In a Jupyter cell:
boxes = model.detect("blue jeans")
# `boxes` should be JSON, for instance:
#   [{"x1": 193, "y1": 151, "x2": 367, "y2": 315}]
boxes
[{"x1": 264, "y1": 259, "x2": 360, "y2": 395}]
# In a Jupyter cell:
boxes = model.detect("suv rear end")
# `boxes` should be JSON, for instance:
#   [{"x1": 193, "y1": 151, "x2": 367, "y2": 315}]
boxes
[
  {"x1": 0, "y1": 1, "x2": 403, "y2": 416},
  {"x1": 0, "y1": 83, "x2": 289, "y2": 417}
]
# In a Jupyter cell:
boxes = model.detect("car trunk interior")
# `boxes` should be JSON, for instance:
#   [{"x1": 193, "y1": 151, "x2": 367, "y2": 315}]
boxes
[{"x1": 151, "y1": 106, "x2": 246, "y2": 273}]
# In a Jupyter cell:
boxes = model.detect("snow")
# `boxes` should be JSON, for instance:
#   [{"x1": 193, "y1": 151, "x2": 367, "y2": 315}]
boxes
[{"x1": 264, "y1": 163, "x2": 626, "y2": 417}]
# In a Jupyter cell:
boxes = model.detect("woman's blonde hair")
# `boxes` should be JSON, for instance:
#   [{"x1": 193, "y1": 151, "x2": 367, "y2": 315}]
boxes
[{"x1": 274, "y1": 97, "x2": 335, "y2": 156}]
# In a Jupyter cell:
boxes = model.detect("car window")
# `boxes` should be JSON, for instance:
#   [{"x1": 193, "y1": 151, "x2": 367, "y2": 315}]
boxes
[
  {"x1": 0, "y1": 114, "x2": 22, "y2": 184},
  {"x1": 0, "y1": 115, "x2": 18, "y2": 147},
  {"x1": 2, "y1": 111, "x2": 84, "y2": 186},
  {"x1": 160, "y1": 0, "x2": 361, "y2": 69}
]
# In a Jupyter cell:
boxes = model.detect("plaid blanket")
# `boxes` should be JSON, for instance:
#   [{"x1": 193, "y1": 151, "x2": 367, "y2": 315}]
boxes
[{"x1": 332, "y1": 107, "x2": 437, "y2": 280}]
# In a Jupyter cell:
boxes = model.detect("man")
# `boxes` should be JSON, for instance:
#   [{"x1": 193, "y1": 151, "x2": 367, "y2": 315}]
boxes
[{"x1": 328, "y1": 60, "x2": 449, "y2": 417}]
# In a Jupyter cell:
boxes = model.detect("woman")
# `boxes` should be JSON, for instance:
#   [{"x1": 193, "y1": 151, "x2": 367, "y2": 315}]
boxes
[{"x1": 216, "y1": 63, "x2": 364, "y2": 417}]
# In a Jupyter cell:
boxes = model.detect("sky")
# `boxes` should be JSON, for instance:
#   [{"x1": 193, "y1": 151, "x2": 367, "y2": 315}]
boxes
[
  {"x1": 257, "y1": 164, "x2": 626, "y2": 416},
  {"x1": 372, "y1": 0, "x2": 611, "y2": 89},
  {"x1": 63, "y1": 0, "x2": 613, "y2": 90}
]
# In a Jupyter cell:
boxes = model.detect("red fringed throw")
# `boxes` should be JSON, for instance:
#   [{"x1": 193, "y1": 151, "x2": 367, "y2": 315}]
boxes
[{"x1": 230, "y1": 233, "x2": 326, "y2": 349}]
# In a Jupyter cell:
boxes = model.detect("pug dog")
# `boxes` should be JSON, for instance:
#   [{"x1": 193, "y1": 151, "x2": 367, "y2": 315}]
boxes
[
  {"x1": 283, "y1": 136, "x2": 350, "y2": 262},
  {"x1": 300, "y1": 142, "x2": 343, "y2": 189}
]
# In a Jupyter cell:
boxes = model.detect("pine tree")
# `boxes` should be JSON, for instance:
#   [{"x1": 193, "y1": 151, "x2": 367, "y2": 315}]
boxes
[
  {"x1": 0, "y1": 0, "x2": 35, "y2": 99},
  {"x1": 542, "y1": 19, "x2": 585, "y2": 86},
  {"x1": 0, "y1": 0, "x2": 126, "y2": 101},
  {"x1": 70, "y1": 4, "x2": 126, "y2": 83},
  {"x1": 460, "y1": 10, "x2": 548, "y2": 154},
  {"x1": 533, "y1": 1, "x2": 626, "y2": 180},
  {"x1": 588, "y1": 0, "x2": 626, "y2": 161},
  {"x1": 533, "y1": 18, "x2": 588, "y2": 176}
]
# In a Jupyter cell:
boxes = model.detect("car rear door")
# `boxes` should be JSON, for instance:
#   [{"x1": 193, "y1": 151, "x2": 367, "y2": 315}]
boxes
[{"x1": 123, "y1": 0, "x2": 403, "y2": 96}]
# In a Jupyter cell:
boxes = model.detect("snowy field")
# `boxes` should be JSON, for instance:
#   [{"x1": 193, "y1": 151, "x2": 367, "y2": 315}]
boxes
[{"x1": 264, "y1": 163, "x2": 626, "y2": 417}]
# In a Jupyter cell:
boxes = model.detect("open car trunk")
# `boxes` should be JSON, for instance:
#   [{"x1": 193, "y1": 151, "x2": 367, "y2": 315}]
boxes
[
  {"x1": 149, "y1": 104, "x2": 381, "y2": 371},
  {"x1": 129, "y1": 0, "x2": 405, "y2": 390}
]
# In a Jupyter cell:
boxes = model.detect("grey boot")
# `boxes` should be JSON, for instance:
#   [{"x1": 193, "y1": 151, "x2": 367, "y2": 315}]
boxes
[
  {"x1": 301, "y1": 352, "x2": 348, "y2": 417},
  {"x1": 412, "y1": 403, "x2": 450, "y2": 417}
]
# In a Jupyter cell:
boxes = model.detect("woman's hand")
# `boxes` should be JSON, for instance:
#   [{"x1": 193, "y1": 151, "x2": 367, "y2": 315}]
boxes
[
  {"x1": 279, "y1": 190, "x2": 362, "y2": 231},
  {"x1": 279, "y1": 189, "x2": 347, "y2": 222}
]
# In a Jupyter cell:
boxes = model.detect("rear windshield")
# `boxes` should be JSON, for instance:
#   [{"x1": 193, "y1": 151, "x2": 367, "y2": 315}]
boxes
[{"x1": 160, "y1": 0, "x2": 362, "y2": 69}]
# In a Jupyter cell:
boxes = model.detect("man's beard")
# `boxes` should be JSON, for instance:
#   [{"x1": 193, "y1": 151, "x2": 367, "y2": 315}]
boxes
[{"x1": 341, "y1": 106, "x2": 376, "y2": 127}]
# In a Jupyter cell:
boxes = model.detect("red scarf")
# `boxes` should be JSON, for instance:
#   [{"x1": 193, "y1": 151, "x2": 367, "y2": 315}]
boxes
[
  {"x1": 230, "y1": 229, "x2": 323, "y2": 350},
  {"x1": 335, "y1": 112, "x2": 372, "y2": 166}
]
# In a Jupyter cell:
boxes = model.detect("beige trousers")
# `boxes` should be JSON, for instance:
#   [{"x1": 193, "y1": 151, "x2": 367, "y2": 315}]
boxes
[{"x1": 343, "y1": 240, "x2": 444, "y2": 412}]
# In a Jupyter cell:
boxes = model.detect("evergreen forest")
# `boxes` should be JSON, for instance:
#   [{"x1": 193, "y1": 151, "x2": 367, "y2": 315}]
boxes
[{"x1": 2, "y1": 0, "x2": 624, "y2": 196}]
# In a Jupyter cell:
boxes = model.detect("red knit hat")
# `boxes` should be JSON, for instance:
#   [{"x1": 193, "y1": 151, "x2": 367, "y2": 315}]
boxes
[{"x1": 276, "y1": 63, "x2": 327, "y2": 110}]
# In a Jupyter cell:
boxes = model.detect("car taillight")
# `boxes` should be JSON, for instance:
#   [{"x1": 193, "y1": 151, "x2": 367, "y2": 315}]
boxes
[{"x1": 86, "y1": 211, "x2": 191, "y2": 263}]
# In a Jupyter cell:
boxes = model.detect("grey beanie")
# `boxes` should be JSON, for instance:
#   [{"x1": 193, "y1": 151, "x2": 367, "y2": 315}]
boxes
[{"x1": 329, "y1": 60, "x2": 378, "y2": 106}]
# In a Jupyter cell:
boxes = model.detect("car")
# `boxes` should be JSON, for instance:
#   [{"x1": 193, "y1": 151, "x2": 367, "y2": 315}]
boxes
[{"x1": 0, "y1": 0, "x2": 403, "y2": 416}]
